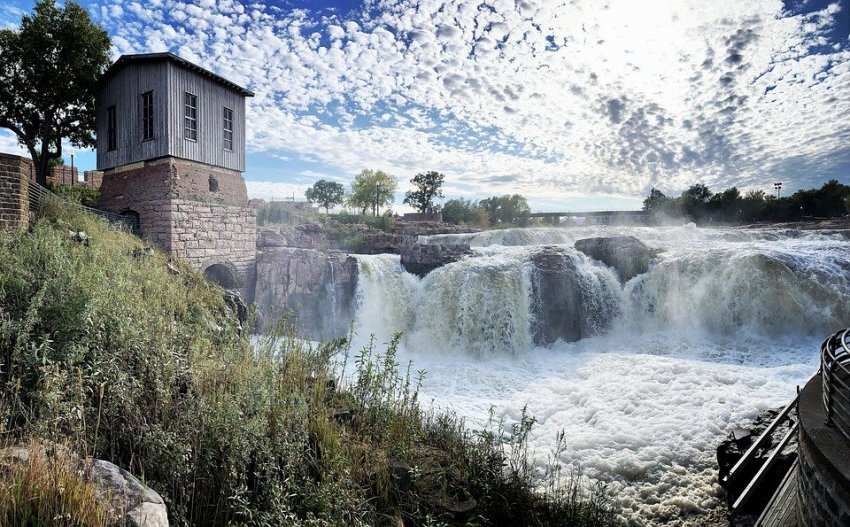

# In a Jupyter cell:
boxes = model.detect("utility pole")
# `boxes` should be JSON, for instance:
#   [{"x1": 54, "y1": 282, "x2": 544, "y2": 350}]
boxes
[
  {"x1": 774, "y1": 182, "x2": 782, "y2": 199},
  {"x1": 69, "y1": 148, "x2": 75, "y2": 185}
]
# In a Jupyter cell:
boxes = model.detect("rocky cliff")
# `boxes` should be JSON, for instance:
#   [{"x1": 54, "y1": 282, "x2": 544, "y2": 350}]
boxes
[
  {"x1": 253, "y1": 220, "x2": 479, "y2": 338},
  {"x1": 254, "y1": 247, "x2": 358, "y2": 338}
]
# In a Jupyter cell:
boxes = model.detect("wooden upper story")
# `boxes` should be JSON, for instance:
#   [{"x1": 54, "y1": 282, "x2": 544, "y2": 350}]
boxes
[{"x1": 96, "y1": 53, "x2": 253, "y2": 172}]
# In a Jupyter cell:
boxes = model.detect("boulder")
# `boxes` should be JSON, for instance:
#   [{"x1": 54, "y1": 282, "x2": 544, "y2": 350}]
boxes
[
  {"x1": 529, "y1": 246, "x2": 618, "y2": 345},
  {"x1": 361, "y1": 231, "x2": 406, "y2": 253},
  {"x1": 87, "y1": 459, "x2": 169, "y2": 527},
  {"x1": 254, "y1": 247, "x2": 358, "y2": 338},
  {"x1": 257, "y1": 222, "x2": 331, "y2": 250},
  {"x1": 395, "y1": 216, "x2": 479, "y2": 237},
  {"x1": 399, "y1": 243, "x2": 471, "y2": 277},
  {"x1": 574, "y1": 236, "x2": 655, "y2": 282}
]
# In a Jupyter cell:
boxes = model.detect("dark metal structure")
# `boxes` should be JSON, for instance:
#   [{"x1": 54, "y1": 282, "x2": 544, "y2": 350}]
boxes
[{"x1": 821, "y1": 328, "x2": 850, "y2": 440}]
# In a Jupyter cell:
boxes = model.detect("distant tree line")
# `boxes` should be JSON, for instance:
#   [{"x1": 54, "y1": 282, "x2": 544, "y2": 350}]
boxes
[
  {"x1": 304, "y1": 170, "x2": 534, "y2": 228},
  {"x1": 442, "y1": 194, "x2": 531, "y2": 227},
  {"x1": 643, "y1": 180, "x2": 850, "y2": 224}
]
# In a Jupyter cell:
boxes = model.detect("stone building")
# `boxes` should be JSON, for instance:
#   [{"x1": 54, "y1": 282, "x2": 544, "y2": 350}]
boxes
[{"x1": 95, "y1": 52, "x2": 256, "y2": 300}]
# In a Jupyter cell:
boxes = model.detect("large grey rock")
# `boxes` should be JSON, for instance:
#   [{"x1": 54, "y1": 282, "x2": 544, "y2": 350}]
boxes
[
  {"x1": 399, "y1": 243, "x2": 471, "y2": 277},
  {"x1": 257, "y1": 221, "x2": 331, "y2": 250},
  {"x1": 361, "y1": 230, "x2": 406, "y2": 254},
  {"x1": 395, "y1": 218, "x2": 479, "y2": 237},
  {"x1": 254, "y1": 247, "x2": 358, "y2": 338},
  {"x1": 574, "y1": 236, "x2": 655, "y2": 282},
  {"x1": 88, "y1": 459, "x2": 168, "y2": 527},
  {"x1": 529, "y1": 246, "x2": 619, "y2": 345}
]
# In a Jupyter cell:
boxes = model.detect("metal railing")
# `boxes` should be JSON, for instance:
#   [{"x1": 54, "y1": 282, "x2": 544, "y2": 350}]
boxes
[
  {"x1": 821, "y1": 328, "x2": 850, "y2": 441},
  {"x1": 27, "y1": 179, "x2": 125, "y2": 225},
  {"x1": 722, "y1": 392, "x2": 799, "y2": 515}
]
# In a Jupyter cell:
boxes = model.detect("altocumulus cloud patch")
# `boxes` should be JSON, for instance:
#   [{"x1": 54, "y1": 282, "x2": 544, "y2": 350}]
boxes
[{"x1": 9, "y1": 0, "x2": 849, "y2": 207}]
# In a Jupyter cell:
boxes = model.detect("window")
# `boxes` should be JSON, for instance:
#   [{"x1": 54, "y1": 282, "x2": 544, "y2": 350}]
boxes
[
  {"x1": 223, "y1": 107, "x2": 233, "y2": 151},
  {"x1": 107, "y1": 105, "x2": 117, "y2": 151},
  {"x1": 141, "y1": 91, "x2": 154, "y2": 141},
  {"x1": 184, "y1": 92, "x2": 197, "y2": 141},
  {"x1": 209, "y1": 175, "x2": 219, "y2": 192}
]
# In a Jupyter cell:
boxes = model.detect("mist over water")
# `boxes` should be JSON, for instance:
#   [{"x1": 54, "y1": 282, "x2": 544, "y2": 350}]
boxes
[{"x1": 349, "y1": 225, "x2": 849, "y2": 525}]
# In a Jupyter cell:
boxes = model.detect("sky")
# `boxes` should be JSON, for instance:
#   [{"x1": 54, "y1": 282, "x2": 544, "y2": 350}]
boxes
[{"x1": 1, "y1": 0, "x2": 849, "y2": 211}]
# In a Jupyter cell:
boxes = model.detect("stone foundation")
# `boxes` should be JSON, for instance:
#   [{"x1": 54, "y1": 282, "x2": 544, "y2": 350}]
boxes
[
  {"x1": 0, "y1": 154, "x2": 32, "y2": 231},
  {"x1": 98, "y1": 156, "x2": 256, "y2": 300},
  {"x1": 99, "y1": 157, "x2": 247, "y2": 212},
  {"x1": 170, "y1": 199, "x2": 256, "y2": 301}
]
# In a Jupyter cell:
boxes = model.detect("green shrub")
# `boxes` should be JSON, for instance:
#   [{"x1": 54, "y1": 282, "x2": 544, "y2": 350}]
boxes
[{"x1": 46, "y1": 183, "x2": 100, "y2": 208}]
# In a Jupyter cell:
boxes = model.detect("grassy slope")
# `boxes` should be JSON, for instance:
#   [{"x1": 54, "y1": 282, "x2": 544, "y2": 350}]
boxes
[{"x1": 0, "y1": 199, "x2": 616, "y2": 526}]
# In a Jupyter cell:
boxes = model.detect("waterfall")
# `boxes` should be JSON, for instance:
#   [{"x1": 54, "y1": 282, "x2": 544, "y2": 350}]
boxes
[{"x1": 353, "y1": 227, "x2": 850, "y2": 355}]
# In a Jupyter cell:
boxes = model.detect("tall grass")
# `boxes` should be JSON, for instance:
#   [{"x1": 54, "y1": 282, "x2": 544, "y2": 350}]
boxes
[
  {"x1": 0, "y1": 441, "x2": 111, "y2": 527},
  {"x1": 0, "y1": 198, "x2": 617, "y2": 526}
]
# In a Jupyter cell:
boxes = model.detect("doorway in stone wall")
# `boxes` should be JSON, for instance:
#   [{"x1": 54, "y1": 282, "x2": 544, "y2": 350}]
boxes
[{"x1": 119, "y1": 209, "x2": 141, "y2": 234}]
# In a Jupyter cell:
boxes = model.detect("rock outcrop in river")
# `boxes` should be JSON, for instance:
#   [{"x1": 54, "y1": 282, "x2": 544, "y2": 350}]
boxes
[
  {"x1": 529, "y1": 246, "x2": 619, "y2": 345},
  {"x1": 254, "y1": 247, "x2": 358, "y2": 338},
  {"x1": 574, "y1": 235, "x2": 656, "y2": 282},
  {"x1": 399, "y1": 243, "x2": 471, "y2": 277}
]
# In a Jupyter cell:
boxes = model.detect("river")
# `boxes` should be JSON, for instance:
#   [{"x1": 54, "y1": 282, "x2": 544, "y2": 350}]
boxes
[{"x1": 346, "y1": 225, "x2": 849, "y2": 525}]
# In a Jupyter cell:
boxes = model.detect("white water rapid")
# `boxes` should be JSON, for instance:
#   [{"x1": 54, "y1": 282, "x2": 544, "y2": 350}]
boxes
[{"x1": 349, "y1": 225, "x2": 849, "y2": 526}]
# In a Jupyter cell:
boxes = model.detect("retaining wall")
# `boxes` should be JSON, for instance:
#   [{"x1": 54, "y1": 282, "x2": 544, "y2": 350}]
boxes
[{"x1": 0, "y1": 153, "x2": 32, "y2": 231}]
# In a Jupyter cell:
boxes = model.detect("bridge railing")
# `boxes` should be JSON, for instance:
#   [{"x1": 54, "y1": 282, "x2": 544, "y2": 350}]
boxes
[{"x1": 821, "y1": 328, "x2": 850, "y2": 441}]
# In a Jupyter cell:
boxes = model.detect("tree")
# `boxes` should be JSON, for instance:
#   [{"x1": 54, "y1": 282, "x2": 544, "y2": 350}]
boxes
[
  {"x1": 680, "y1": 183, "x2": 712, "y2": 221},
  {"x1": 305, "y1": 179, "x2": 345, "y2": 214},
  {"x1": 442, "y1": 198, "x2": 491, "y2": 227},
  {"x1": 348, "y1": 169, "x2": 397, "y2": 216},
  {"x1": 642, "y1": 188, "x2": 669, "y2": 212},
  {"x1": 403, "y1": 171, "x2": 445, "y2": 213},
  {"x1": 479, "y1": 194, "x2": 531, "y2": 226},
  {"x1": 0, "y1": 0, "x2": 111, "y2": 186}
]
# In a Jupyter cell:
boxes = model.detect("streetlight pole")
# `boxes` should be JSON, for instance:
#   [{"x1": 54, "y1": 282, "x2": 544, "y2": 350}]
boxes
[
  {"x1": 774, "y1": 182, "x2": 782, "y2": 199},
  {"x1": 69, "y1": 148, "x2": 75, "y2": 185}
]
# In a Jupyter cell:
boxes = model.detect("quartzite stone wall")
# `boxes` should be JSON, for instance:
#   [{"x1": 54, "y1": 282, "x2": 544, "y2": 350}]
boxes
[
  {"x1": 98, "y1": 156, "x2": 256, "y2": 300},
  {"x1": 796, "y1": 374, "x2": 850, "y2": 527},
  {"x1": 0, "y1": 154, "x2": 31, "y2": 231},
  {"x1": 169, "y1": 199, "x2": 256, "y2": 301}
]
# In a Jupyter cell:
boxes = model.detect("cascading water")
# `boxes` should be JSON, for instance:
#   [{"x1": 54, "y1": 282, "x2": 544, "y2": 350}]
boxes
[{"x1": 349, "y1": 225, "x2": 850, "y2": 525}]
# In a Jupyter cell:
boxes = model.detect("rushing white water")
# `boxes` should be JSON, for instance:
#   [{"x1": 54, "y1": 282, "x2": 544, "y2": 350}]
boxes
[{"x1": 349, "y1": 225, "x2": 849, "y2": 526}]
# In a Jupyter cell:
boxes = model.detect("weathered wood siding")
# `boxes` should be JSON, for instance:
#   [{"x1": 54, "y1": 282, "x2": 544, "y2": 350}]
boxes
[
  {"x1": 165, "y1": 62, "x2": 246, "y2": 172},
  {"x1": 97, "y1": 61, "x2": 247, "y2": 172},
  {"x1": 96, "y1": 63, "x2": 169, "y2": 170}
]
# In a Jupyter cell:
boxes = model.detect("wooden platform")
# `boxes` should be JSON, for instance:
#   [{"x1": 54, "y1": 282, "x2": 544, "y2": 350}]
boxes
[{"x1": 755, "y1": 460, "x2": 798, "y2": 527}]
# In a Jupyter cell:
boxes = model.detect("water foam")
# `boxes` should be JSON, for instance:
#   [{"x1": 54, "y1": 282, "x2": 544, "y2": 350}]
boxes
[{"x1": 350, "y1": 225, "x2": 849, "y2": 525}]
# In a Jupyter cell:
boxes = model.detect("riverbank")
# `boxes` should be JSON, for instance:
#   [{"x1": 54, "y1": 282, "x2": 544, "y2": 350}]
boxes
[{"x1": 0, "y1": 199, "x2": 616, "y2": 526}]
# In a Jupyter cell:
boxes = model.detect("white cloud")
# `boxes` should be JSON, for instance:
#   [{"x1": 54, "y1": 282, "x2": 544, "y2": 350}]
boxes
[
  {"x1": 0, "y1": 130, "x2": 26, "y2": 155},
  {"x1": 93, "y1": 0, "x2": 850, "y2": 206},
  {"x1": 246, "y1": 180, "x2": 310, "y2": 201}
]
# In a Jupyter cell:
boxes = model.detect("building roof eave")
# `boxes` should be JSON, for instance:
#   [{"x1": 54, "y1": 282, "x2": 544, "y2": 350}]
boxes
[{"x1": 98, "y1": 52, "x2": 255, "y2": 97}]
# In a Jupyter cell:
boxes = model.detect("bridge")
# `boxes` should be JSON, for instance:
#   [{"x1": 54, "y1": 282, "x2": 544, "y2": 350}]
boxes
[{"x1": 528, "y1": 210, "x2": 649, "y2": 225}]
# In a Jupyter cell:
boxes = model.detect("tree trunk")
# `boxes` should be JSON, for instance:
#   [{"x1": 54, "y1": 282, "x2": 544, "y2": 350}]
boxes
[{"x1": 35, "y1": 154, "x2": 49, "y2": 187}]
